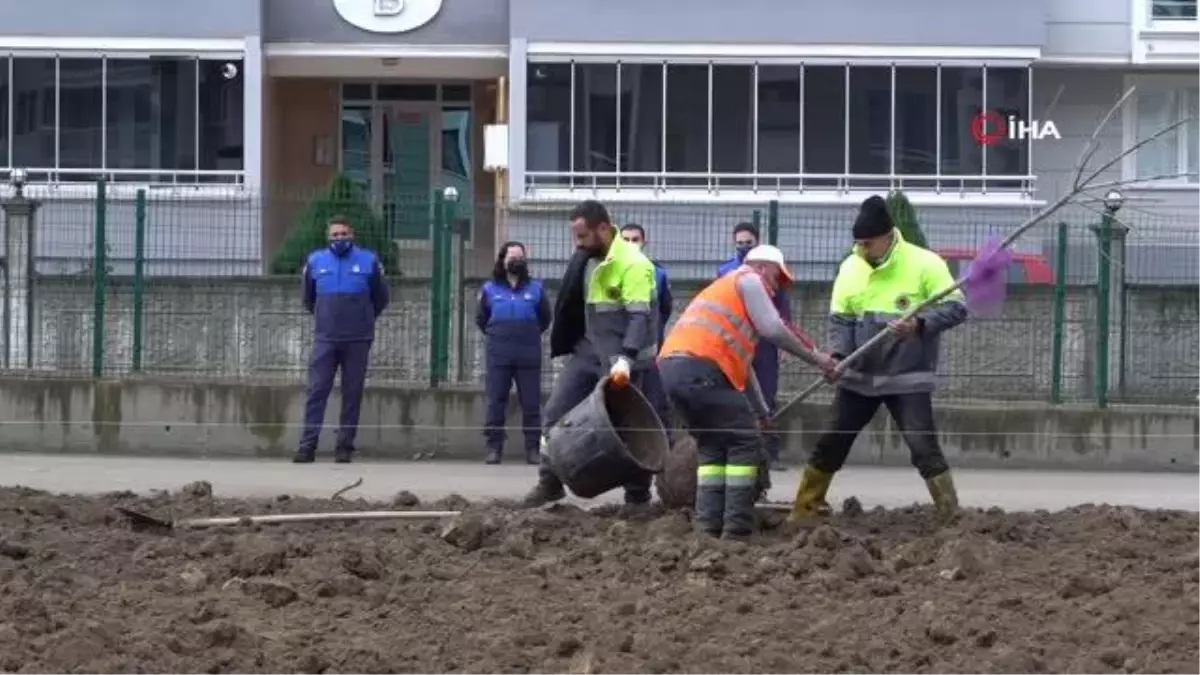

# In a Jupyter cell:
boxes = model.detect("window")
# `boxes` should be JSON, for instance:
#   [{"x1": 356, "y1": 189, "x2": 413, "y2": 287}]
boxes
[
  {"x1": 0, "y1": 54, "x2": 244, "y2": 183},
  {"x1": 1128, "y1": 80, "x2": 1199, "y2": 184},
  {"x1": 1152, "y1": 0, "x2": 1197, "y2": 18},
  {"x1": 524, "y1": 61, "x2": 1032, "y2": 196}
]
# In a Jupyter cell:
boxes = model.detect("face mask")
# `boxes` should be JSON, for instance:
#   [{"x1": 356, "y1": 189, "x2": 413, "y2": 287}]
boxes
[
  {"x1": 625, "y1": 240, "x2": 643, "y2": 251},
  {"x1": 735, "y1": 243, "x2": 754, "y2": 260},
  {"x1": 329, "y1": 239, "x2": 353, "y2": 256},
  {"x1": 506, "y1": 259, "x2": 528, "y2": 276}
]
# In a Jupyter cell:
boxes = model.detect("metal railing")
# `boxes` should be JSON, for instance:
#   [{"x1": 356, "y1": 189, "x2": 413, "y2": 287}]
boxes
[{"x1": 524, "y1": 171, "x2": 1037, "y2": 198}]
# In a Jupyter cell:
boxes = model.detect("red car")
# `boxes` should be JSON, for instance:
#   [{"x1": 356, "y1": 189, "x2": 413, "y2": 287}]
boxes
[{"x1": 935, "y1": 248, "x2": 1054, "y2": 285}]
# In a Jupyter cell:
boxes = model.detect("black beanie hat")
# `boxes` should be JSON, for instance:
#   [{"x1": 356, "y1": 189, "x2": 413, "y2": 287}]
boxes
[{"x1": 852, "y1": 195, "x2": 894, "y2": 239}]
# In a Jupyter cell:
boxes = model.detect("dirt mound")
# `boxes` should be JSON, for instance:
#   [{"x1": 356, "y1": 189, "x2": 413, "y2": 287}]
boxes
[{"x1": 0, "y1": 486, "x2": 1196, "y2": 673}]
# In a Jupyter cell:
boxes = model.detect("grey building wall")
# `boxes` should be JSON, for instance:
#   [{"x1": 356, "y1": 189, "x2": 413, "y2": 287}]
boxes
[
  {"x1": 263, "y1": 0, "x2": 508, "y2": 45},
  {"x1": 1044, "y1": 0, "x2": 1132, "y2": 61},
  {"x1": 509, "y1": 0, "x2": 1047, "y2": 47},
  {"x1": 0, "y1": 0, "x2": 262, "y2": 39}
]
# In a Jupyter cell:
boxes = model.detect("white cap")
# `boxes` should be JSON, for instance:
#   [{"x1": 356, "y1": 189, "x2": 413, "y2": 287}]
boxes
[{"x1": 743, "y1": 244, "x2": 795, "y2": 283}]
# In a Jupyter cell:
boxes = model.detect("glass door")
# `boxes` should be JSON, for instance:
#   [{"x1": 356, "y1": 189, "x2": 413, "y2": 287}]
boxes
[{"x1": 377, "y1": 103, "x2": 439, "y2": 241}]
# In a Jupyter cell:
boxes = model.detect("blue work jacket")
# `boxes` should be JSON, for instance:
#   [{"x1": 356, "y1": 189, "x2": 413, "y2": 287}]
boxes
[
  {"x1": 302, "y1": 245, "x2": 390, "y2": 342},
  {"x1": 476, "y1": 278, "x2": 552, "y2": 366}
]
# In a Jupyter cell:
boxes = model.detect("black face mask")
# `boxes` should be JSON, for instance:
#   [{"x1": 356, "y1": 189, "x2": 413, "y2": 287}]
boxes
[
  {"x1": 735, "y1": 242, "x2": 755, "y2": 260},
  {"x1": 506, "y1": 259, "x2": 528, "y2": 276}
]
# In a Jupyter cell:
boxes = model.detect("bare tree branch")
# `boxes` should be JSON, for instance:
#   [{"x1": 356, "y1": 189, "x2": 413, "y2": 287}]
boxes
[
  {"x1": 1073, "y1": 86, "x2": 1137, "y2": 191},
  {"x1": 1082, "y1": 117, "x2": 1193, "y2": 188},
  {"x1": 771, "y1": 94, "x2": 1200, "y2": 421}
]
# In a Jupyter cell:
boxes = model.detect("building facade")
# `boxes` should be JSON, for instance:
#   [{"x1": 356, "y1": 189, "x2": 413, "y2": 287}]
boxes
[{"x1": 0, "y1": 0, "x2": 1195, "y2": 278}]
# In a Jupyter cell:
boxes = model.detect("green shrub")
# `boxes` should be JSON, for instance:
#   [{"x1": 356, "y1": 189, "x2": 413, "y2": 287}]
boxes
[
  {"x1": 269, "y1": 174, "x2": 395, "y2": 275},
  {"x1": 886, "y1": 190, "x2": 929, "y2": 249}
]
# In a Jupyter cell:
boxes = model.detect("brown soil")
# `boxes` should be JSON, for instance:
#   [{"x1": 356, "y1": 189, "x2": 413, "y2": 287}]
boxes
[{"x1": 0, "y1": 484, "x2": 1197, "y2": 674}]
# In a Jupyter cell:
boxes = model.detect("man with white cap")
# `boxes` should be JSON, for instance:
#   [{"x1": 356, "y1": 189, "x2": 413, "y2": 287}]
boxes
[{"x1": 657, "y1": 245, "x2": 838, "y2": 539}]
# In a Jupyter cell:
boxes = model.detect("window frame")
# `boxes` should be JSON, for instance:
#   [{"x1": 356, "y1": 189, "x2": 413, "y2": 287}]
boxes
[
  {"x1": 1121, "y1": 73, "x2": 1199, "y2": 189},
  {"x1": 521, "y1": 58, "x2": 1038, "y2": 203},
  {"x1": 1149, "y1": 0, "x2": 1198, "y2": 22},
  {"x1": 0, "y1": 47, "x2": 248, "y2": 197}
]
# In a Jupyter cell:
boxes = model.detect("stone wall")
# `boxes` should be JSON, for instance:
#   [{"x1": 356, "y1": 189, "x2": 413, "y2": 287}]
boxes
[
  {"x1": 19, "y1": 274, "x2": 1199, "y2": 404},
  {"x1": 0, "y1": 377, "x2": 1193, "y2": 472}
]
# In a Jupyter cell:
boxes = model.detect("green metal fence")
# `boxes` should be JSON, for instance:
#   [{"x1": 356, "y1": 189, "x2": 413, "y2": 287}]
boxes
[{"x1": 3, "y1": 181, "x2": 1196, "y2": 405}]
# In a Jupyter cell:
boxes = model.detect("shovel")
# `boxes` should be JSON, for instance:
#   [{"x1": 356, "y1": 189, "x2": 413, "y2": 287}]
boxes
[{"x1": 115, "y1": 507, "x2": 461, "y2": 534}]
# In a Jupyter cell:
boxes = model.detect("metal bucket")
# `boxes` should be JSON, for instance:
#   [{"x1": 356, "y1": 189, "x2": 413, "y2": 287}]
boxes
[{"x1": 543, "y1": 377, "x2": 669, "y2": 499}]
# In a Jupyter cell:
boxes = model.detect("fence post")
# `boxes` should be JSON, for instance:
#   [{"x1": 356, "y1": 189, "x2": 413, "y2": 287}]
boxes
[
  {"x1": 92, "y1": 179, "x2": 108, "y2": 379},
  {"x1": 453, "y1": 213, "x2": 467, "y2": 383},
  {"x1": 1048, "y1": 221, "x2": 1068, "y2": 404},
  {"x1": 429, "y1": 190, "x2": 446, "y2": 387},
  {"x1": 429, "y1": 188, "x2": 456, "y2": 387},
  {"x1": 1, "y1": 185, "x2": 39, "y2": 370},
  {"x1": 767, "y1": 199, "x2": 780, "y2": 246},
  {"x1": 131, "y1": 189, "x2": 147, "y2": 372},
  {"x1": 751, "y1": 208, "x2": 761, "y2": 238}
]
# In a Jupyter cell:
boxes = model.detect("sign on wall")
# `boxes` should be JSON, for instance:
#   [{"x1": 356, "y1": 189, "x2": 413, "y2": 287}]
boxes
[{"x1": 332, "y1": 0, "x2": 443, "y2": 33}]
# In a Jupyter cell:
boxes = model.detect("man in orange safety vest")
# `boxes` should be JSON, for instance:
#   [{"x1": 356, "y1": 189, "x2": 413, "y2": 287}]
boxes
[{"x1": 657, "y1": 245, "x2": 838, "y2": 539}]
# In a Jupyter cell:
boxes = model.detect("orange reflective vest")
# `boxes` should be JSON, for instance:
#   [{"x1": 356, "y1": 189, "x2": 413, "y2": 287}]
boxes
[{"x1": 658, "y1": 270, "x2": 758, "y2": 390}]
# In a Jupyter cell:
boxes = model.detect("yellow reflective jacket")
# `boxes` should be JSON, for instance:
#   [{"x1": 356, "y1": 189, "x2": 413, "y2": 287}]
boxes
[
  {"x1": 582, "y1": 235, "x2": 659, "y2": 366},
  {"x1": 828, "y1": 230, "x2": 967, "y2": 395}
]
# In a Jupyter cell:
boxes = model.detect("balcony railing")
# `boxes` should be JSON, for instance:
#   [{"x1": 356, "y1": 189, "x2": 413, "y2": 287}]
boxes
[{"x1": 523, "y1": 171, "x2": 1037, "y2": 201}]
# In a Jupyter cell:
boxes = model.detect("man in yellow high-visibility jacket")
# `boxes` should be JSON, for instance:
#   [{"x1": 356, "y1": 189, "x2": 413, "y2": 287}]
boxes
[
  {"x1": 792, "y1": 195, "x2": 968, "y2": 523},
  {"x1": 523, "y1": 200, "x2": 660, "y2": 510}
]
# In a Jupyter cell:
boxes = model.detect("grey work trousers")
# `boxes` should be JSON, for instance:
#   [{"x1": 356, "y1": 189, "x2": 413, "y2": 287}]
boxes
[{"x1": 658, "y1": 356, "x2": 766, "y2": 537}]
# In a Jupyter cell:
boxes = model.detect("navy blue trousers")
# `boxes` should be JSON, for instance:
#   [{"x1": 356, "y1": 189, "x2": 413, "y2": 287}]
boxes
[
  {"x1": 640, "y1": 362, "x2": 675, "y2": 446},
  {"x1": 299, "y1": 340, "x2": 371, "y2": 453},
  {"x1": 484, "y1": 358, "x2": 542, "y2": 453}
]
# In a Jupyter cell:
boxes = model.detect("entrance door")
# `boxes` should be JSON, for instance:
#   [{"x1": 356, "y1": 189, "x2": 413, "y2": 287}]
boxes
[{"x1": 377, "y1": 103, "x2": 439, "y2": 241}]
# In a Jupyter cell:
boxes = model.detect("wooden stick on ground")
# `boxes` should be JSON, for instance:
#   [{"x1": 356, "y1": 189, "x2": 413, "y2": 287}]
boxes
[{"x1": 174, "y1": 510, "x2": 462, "y2": 529}]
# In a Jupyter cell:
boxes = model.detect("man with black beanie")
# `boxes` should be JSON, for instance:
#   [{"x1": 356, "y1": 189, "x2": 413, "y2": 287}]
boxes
[{"x1": 790, "y1": 194, "x2": 968, "y2": 523}]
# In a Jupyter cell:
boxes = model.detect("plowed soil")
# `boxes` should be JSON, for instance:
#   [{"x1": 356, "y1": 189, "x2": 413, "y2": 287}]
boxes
[{"x1": 0, "y1": 484, "x2": 1196, "y2": 674}]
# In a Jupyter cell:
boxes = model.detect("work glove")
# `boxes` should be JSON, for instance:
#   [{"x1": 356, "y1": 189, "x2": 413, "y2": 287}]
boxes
[{"x1": 608, "y1": 356, "x2": 632, "y2": 389}]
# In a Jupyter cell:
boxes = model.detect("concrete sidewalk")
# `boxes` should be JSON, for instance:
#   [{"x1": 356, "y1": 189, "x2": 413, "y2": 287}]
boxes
[{"x1": 2, "y1": 453, "x2": 1196, "y2": 512}]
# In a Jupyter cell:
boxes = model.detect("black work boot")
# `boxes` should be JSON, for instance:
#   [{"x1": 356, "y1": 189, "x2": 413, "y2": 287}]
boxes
[
  {"x1": 485, "y1": 447, "x2": 502, "y2": 465},
  {"x1": 619, "y1": 488, "x2": 653, "y2": 518},
  {"x1": 292, "y1": 449, "x2": 315, "y2": 464},
  {"x1": 522, "y1": 480, "x2": 566, "y2": 508},
  {"x1": 333, "y1": 447, "x2": 354, "y2": 464}
]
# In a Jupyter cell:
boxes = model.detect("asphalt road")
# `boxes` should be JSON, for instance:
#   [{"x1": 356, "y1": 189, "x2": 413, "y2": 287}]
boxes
[{"x1": 2, "y1": 453, "x2": 1196, "y2": 512}]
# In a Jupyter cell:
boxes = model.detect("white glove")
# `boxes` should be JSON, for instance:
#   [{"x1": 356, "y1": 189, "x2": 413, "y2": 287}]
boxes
[{"x1": 608, "y1": 356, "x2": 632, "y2": 387}]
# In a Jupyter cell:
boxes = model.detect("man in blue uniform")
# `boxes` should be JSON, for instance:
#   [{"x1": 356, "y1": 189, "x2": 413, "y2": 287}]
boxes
[
  {"x1": 621, "y1": 223, "x2": 675, "y2": 442},
  {"x1": 294, "y1": 216, "x2": 390, "y2": 464},
  {"x1": 476, "y1": 241, "x2": 552, "y2": 465},
  {"x1": 717, "y1": 221, "x2": 790, "y2": 470}
]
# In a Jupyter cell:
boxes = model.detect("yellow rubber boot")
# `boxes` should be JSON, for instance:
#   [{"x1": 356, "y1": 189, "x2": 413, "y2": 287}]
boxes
[
  {"x1": 788, "y1": 466, "x2": 834, "y2": 522},
  {"x1": 925, "y1": 471, "x2": 960, "y2": 524}
]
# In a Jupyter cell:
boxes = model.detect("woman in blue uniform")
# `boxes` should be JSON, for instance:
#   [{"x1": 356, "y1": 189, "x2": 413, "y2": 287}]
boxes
[{"x1": 476, "y1": 241, "x2": 552, "y2": 464}]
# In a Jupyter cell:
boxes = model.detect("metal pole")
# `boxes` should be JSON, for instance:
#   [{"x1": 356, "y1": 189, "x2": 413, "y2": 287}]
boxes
[
  {"x1": 92, "y1": 179, "x2": 108, "y2": 379},
  {"x1": 1093, "y1": 212, "x2": 1113, "y2": 408},
  {"x1": 1049, "y1": 221, "x2": 1068, "y2": 404},
  {"x1": 429, "y1": 190, "x2": 446, "y2": 388},
  {"x1": 131, "y1": 189, "x2": 147, "y2": 372},
  {"x1": 767, "y1": 200, "x2": 780, "y2": 246}
]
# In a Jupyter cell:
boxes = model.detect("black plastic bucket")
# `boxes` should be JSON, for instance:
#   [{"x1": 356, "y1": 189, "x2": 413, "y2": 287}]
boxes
[{"x1": 543, "y1": 377, "x2": 669, "y2": 499}]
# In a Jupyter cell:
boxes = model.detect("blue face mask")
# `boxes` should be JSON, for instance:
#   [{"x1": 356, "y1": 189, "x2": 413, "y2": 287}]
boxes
[
  {"x1": 329, "y1": 239, "x2": 353, "y2": 256},
  {"x1": 735, "y1": 243, "x2": 754, "y2": 260}
]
